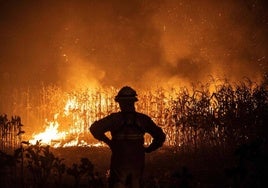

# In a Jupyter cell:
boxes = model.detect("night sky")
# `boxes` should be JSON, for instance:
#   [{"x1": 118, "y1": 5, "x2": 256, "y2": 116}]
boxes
[{"x1": 0, "y1": 0, "x2": 268, "y2": 90}]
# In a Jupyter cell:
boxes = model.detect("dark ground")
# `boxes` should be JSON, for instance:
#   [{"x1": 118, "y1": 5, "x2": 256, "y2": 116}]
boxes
[
  {"x1": 1, "y1": 144, "x2": 266, "y2": 188},
  {"x1": 51, "y1": 146, "x2": 238, "y2": 188}
]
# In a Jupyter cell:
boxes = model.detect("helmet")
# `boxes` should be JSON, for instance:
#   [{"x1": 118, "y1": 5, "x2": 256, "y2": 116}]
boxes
[{"x1": 115, "y1": 86, "x2": 138, "y2": 102}]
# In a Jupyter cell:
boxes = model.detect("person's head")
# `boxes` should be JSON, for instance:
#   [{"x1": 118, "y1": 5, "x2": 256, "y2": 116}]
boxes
[{"x1": 115, "y1": 86, "x2": 138, "y2": 112}]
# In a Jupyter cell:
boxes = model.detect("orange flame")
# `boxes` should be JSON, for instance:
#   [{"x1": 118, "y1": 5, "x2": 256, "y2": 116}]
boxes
[{"x1": 29, "y1": 91, "x2": 110, "y2": 147}]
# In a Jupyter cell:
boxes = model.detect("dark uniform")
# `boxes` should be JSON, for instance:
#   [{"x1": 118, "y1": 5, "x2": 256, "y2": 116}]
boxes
[{"x1": 90, "y1": 86, "x2": 166, "y2": 188}]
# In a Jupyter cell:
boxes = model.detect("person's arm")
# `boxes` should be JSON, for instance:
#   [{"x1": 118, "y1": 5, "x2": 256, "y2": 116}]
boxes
[
  {"x1": 144, "y1": 117, "x2": 166, "y2": 153},
  {"x1": 89, "y1": 115, "x2": 113, "y2": 147}
]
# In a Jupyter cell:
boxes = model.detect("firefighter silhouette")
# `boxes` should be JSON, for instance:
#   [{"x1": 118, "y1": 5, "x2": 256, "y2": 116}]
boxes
[{"x1": 90, "y1": 86, "x2": 166, "y2": 188}]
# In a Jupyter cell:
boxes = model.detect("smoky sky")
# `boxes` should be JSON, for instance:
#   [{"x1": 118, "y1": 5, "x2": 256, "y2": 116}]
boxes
[{"x1": 0, "y1": 0, "x2": 267, "y2": 90}]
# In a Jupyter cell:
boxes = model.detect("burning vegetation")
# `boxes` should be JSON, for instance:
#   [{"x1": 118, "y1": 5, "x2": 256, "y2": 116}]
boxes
[{"x1": 1, "y1": 79, "x2": 267, "y2": 151}]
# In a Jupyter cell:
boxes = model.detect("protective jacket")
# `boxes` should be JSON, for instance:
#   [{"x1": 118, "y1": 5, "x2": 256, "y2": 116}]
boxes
[{"x1": 90, "y1": 111, "x2": 166, "y2": 169}]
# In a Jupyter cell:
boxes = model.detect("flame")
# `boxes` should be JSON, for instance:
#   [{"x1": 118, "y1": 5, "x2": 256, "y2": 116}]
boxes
[
  {"x1": 29, "y1": 115, "x2": 104, "y2": 148},
  {"x1": 64, "y1": 97, "x2": 78, "y2": 116},
  {"x1": 29, "y1": 90, "x2": 112, "y2": 148},
  {"x1": 29, "y1": 120, "x2": 66, "y2": 147}
]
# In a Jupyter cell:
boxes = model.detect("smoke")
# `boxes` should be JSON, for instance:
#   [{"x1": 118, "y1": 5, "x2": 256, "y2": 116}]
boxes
[
  {"x1": 149, "y1": 0, "x2": 268, "y2": 86},
  {"x1": 0, "y1": 0, "x2": 267, "y2": 91}
]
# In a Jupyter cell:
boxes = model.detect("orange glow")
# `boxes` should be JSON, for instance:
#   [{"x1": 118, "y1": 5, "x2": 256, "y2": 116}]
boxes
[
  {"x1": 29, "y1": 113, "x2": 106, "y2": 147},
  {"x1": 29, "y1": 89, "x2": 115, "y2": 147},
  {"x1": 29, "y1": 118, "x2": 66, "y2": 147}
]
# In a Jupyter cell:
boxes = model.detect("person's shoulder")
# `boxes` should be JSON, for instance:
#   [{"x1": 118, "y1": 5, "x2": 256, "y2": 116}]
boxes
[
  {"x1": 108, "y1": 112, "x2": 121, "y2": 118},
  {"x1": 136, "y1": 112, "x2": 151, "y2": 120},
  {"x1": 99, "y1": 112, "x2": 122, "y2": 122}
]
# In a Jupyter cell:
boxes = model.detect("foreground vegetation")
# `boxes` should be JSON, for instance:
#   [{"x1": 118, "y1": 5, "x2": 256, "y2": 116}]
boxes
[{"x1": 0, "y1": 141, "x2": 267, "y2": 188}]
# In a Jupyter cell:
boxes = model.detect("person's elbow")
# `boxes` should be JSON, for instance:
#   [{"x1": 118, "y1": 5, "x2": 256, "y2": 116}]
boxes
[
  {"x1": 89, "y1": 124, "x2": 94, "y2": 134},
  {"x1": 89, "y1": 123, "x2": 99, "y2": 138},
  {"x1": 159, "y1": 132, "x2": 166, "y2": 146},
  {"x1": 154, "y1": 131, "x2": 166, "y2": 147}
]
